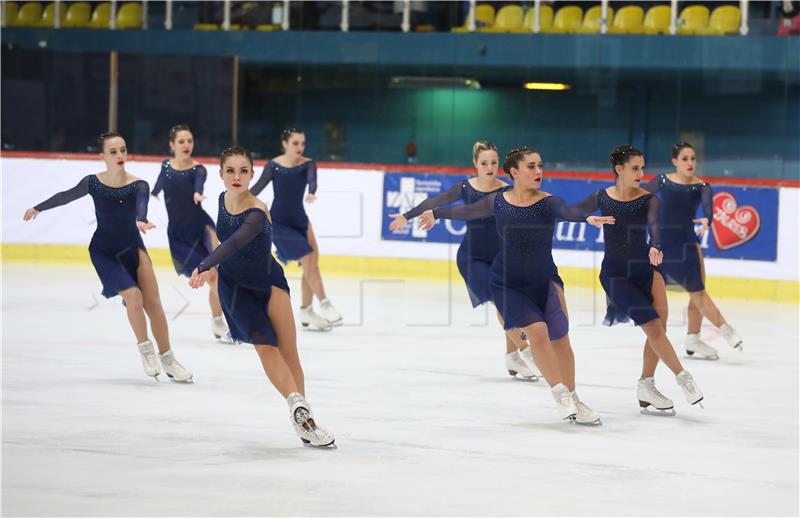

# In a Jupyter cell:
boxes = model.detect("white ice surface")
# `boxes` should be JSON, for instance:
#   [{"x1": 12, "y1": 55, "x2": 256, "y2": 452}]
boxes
[{"x1": 2, "y1": 263, "x2": 798, "y2": 516}]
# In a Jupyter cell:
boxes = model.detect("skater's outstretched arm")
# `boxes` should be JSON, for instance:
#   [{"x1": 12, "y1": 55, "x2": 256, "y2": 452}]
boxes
[
  {"x1": 25, "y1": 175, "x2": 91, "y2": 220},
  {"x1": 135, "y1": 181, "x2": 156, "y2": 234},
  {"x1": 306, "y1": 161, "x2": 318, "y2": 195},
  {"x1": 250, "y1": 164, "x2": 274, "y2": 196},
  {"x1": 432, "y1": 191, "x2": 496, "y2": 221},
  {"x1": 192, "y1": 165, "x2": 209, "y2": 204},
  {"x1": 388, "y1": 181, "x2": 464, "y2": 231},
  {"x1": 194, "y1": 165, "x2": 208, "y2": 194},
  {"x1": 195, "y1": 210, "x2": 266, "y2": 273},
  {"x1": 402, "y1": 182, "x2": 463, "y2": 220},
  {"x1": 547, "y1": 191, "x2": 600, "y2": 222},
  {"x1": 647, "y1": 195, "x2": 663, "y2": 266},
  {"x1": 151, "y1": 169, "x2": 166, "y2": 198}
]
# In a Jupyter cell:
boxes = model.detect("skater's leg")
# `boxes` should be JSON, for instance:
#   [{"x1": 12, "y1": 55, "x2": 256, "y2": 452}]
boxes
[
  {"x1": 299, "y1": 225, "x2": 328, "y2": 305},
  {"x1": 688, "y1": 291, "x2": 725, "y2": 328},
  {"x1": 495, "y1": 310, "x2": 522, "y2": 353},
  {"x1": 549, "y1": 283, "x2": 575, "y2": 390},
  {"x1": 253, "y1": 343, "x2": 300, "y2": 398},
  {"x1": 206, "y1": 227, "x2": 223, "y2": 318},
  {"x1": 522, "y1": 322, "x2": 563, "y2": 387},
  {"x1": 137, "y1": 250, "x2": 171, "y2": 354},
  {"x1": 641, "y1": 272, "x2": 683, "y2": 376},
  {"x1": 119, "y1": 286, "x2": 148, "y2": 342},
  {"x1": 268, "y1": 286, "x2": 305, "y2": 396}
]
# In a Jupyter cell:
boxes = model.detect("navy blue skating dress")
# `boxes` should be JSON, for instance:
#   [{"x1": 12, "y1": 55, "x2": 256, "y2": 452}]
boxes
[
  {"x1": 250, "y1": 159, "x2": 317, "y2": 264},
  {"x1": 642, "y1": 174, "x2": 712, "y2": 293},
  {"x1": 585, "y1": 189, "x2": 663, "y2": 327},
  {"x1": 197, "y1": 193, "x2": 290, "y2": 346},
  {"x1": 403, "y1": 179, "x2": 507, "y2": 307},
  {"x1": 34, "y1": 175, "x2": 150, "y2": 298},
  {"x1": 152, "y1": 160, "x2": 217, "y2": 277},
  {"x1": 433, "y1": 191, "x2": 592, "y2": 339}
]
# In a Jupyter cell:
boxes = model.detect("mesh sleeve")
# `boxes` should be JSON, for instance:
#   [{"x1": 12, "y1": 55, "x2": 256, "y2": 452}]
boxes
[
  {"x1": 646, "y1": 195, "x2": 662, "y2": 250},
  {"x1": 135, "y1": 181, "x2": 150, "y2": 223},
  {"x1": 151, "y1": 169, "x2": 165, "y2": 198},
  {"x1": 306, "y1": 161, "x2": 317, "y2": 195},
  {"x1": 432, "y1": 191, "x2": 496, "y2": 221},
  {"x1": 700, "y1": 183, "x2": 713, "y2": 220},
  {"x1": 640, "y1": 175, "x2": 662, "y2": 194},
  {"x1": 33, "y1": 175, "x2": 90, "y2": 212},
  {"x1": 250, "y1": 163, "x2": 274, "y2": 196},
  {"x1": 194, "y1": 165, "x2": 208, "y2": 195},
  {"x1": 197, "y1": 210, "x2": 266, "y2": 272},
  {"x1": 403, "y1": 182, "x2": 463, "y2": 220},
  {"x1": 547, "y1": 191, "x2": 599, "y2": 222}
]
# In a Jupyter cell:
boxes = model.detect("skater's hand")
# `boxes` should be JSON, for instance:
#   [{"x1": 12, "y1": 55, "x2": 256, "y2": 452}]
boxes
[
  {"x1": 418, "y1": 210, "x2": 437, "y2": 231},
  {"x1": 388, "y1": 213, "x2": 408, "y2": 232},
  {"x1": 189, "y1": 268, "x2": 213, "y2": 289},
  {"x1": 137, "y1": 221, "x2": 156, "y2": 234},
  {"x1": 586, "y1": 215, "x2": 614, "y2": 229},
  {"x1": 193, "y1": 193, "x2": 207, "y2": 205},
  {"x1": 305, "y1": 193, "x2": 317, "y2": 204},
  {"x1": 693, "y1": 217, "x2": 709, "y2": 237},
  {"x1": 649, "y1": 247, "x2": 663, "y2": 267},
  {"x1": 23, "y1": 208, "x2": 40, "y2": 221}
]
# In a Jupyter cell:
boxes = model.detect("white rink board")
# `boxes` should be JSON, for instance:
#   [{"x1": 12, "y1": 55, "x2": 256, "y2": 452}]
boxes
[{"x1": 2, "y1": 156, "x2": 798, "y2": 282}]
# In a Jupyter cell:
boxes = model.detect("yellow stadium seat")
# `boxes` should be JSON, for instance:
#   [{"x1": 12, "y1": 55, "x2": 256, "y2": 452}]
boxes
[
  {"x1": 33, "y1": 2, "x2": 67, "y2": 27},
  {"x1": 544, "y1": 5, "x2": 582, "y2": 33},
  {"x1": 12, "y1": 1, "x2": 42, "y2": 26},
  {"x1": 116, "y1": 2, "x2": 141, "y2": 29},
  {"x1": 677, "y1": 5, "x2": 709, "y2": 35},
  {"x1": 3, "y1": 2, "x2": 20, "y2": 26},
  {"x1": 609, "y1": 5, "x2": 643, "y2": 34},
  {"x1": 520, "y1": 4, "x2": 554, "y2": 33},
  {"x1": 63, "y1": 1, "x2": 91, "y2": 27},
  {"x1": 86, "y1": 2, "x2": 111, "y2": 28},
  {"x1": 479, "y1": 4, "x2": 523, "y2": 33},
  {"x1": 642, "y1": 5, "x2": 670, "y2": 35},
  {"x1": 451, "y1": 3, "x2": 494, "y2": 32},
  {"x1": 193, "y1": 23, "x2": 243, "y2": 30},
  {"x1": 696, "y1": 5, "x2": 739, "y2": 35},
  {"x1": 577, "y1": 4, "x2": 614, "y2": 34}
]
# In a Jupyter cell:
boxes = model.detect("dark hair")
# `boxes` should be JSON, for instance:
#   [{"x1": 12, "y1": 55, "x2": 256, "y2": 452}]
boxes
[
  {"x1": 219, "y1": 144, "x2": 254, "y2": 169},
  {"x1": 502, "y1": 146, "x2": 538, "y2": 175},
  {"x1": 671, "y1": 141, "x2": 694, "y2": 159},
  {"x1": 169, "y1": 124, "x2": 192, "y2": 142},
  {"x1": 609, "y1": 145, "x2": 643, "y2": 175},
  {"x1": 281, "y1": 127, "x2": 304, "y2": 142},
  {"x1": 472, "y1": 140, "x2": 498, "y2": 162},
  {"x1": 97, "y1": 131, "x2": 123, "y2": 152}
]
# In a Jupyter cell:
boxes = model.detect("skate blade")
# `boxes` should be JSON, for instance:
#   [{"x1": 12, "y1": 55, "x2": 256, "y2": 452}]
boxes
[
  {"x1": 691, "y1": 397, "x2": 704, "y2": 408},
  {"x1": 685, "y1": 352, "x2": 719, "y2": 361},
  {"x1": 507, "y1": 370, "x2": 540, "y2": 382},
  {"x1": 301, "y1": 438, "x2": 336, "y2": 448},
  {"x1": 301, "y1": 323, "x2": 333, "y2": 332},
  {"x1": 166, "y1": 373, "x2": 194, "y2": 383},
  {"x1": 326, "y1": 319, "x2": 344, "y2": 327},
  {"x1": 576, "y1": 419, "x2": 602, "y2": 426},
  {"x1": 640, "y1": 407, "x2": 676, "y2": 417},
  {"x1": 563, "y1": 414, "x2": 577, "y2": 423}
]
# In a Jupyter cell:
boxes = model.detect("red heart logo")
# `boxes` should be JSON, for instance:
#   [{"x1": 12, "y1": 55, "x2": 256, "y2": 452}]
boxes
[{"x1": 711, "y1": 191, "x2": 760, "y2": 250}]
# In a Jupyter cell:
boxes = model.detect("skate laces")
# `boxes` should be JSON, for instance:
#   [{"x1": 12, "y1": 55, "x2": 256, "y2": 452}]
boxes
[
  {"x1": 293, "y1": 407, "x2": 317, "y2": 432},
  {"x1": 679, "y1": 373, "x2": 697, "y2": 394}
]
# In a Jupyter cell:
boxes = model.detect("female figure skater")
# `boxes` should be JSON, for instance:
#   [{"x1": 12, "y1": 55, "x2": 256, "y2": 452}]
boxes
[
  {"x1": 23, "y1": 132, "x2": 193, "y2": 382},
  {"x1": 642, "y1": 142, "x2": 743, "y2": 359},
  {"x1": 389, "y1": 141, "x2": 540, "y2": 381},
  {"x1": 189, "y1": 145, "x2": 334, "y2": 446},
  {"x1": 578, "y1": 145, "x2": 704, "y2": 415},
  {"x1": 418, "y1": 147, "x2": 603, "y2": 424},
  {"x1": 250, "y1": 128, "x2": 342, "y2": 332},
  {"x1": 151, "y1": 124, "x2": 231, "y2": 342}
]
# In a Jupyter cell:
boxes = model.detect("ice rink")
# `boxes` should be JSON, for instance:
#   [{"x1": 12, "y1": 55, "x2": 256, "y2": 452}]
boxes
[{"x1": 2, "y1": 263, "x2": 798, "y2": 516}]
